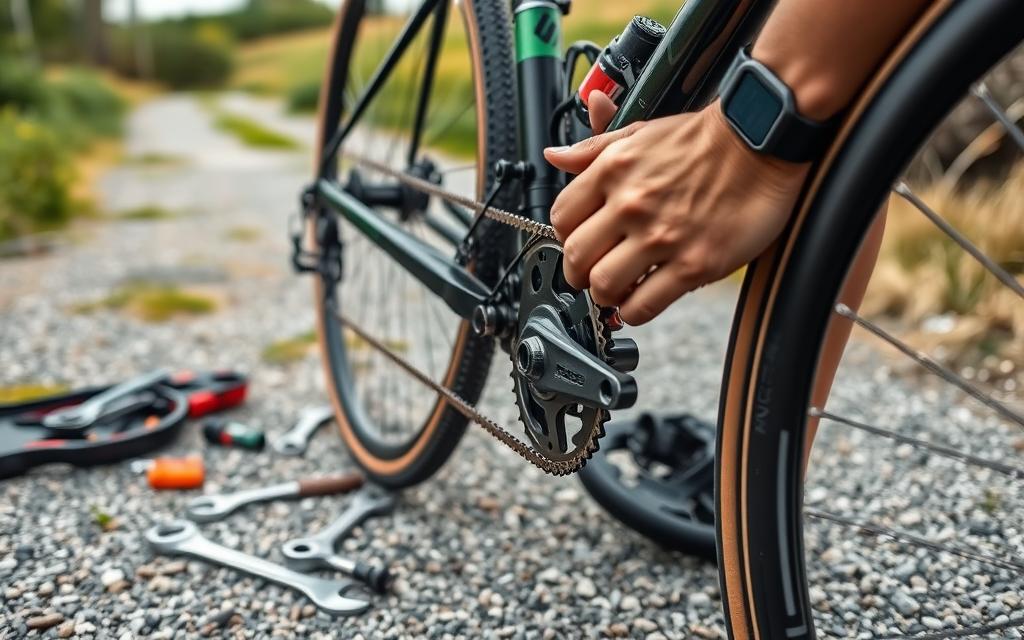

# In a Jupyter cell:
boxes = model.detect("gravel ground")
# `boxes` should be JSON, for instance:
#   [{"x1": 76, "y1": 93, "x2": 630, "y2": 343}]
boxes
[{"x1": 1, "y1": 94, "x2": 1021, "y2": 639}]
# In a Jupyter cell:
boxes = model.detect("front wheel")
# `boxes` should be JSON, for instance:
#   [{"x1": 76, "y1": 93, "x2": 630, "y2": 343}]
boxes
[
  {"x1": 718, "y1": 1, "x2": 1024, "y2": 638},
  {"x1": 311, "y1": 0, "x2": 519, "y2": 488}
]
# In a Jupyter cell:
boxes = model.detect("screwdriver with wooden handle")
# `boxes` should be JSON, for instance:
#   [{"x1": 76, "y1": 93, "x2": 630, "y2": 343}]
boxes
[{"x1": 185, "y1": 472, "x2": 365, "y2": 523}]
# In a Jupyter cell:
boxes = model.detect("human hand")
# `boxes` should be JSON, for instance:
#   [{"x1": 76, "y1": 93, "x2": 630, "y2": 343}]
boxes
[{"x1": 544, "y1": 96, "x2": 810, "y2": 325}]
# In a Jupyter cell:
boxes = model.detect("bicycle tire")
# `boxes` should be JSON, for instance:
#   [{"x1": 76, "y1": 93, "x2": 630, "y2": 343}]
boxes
[
  {"x1": 311, "y1": 0, "x2": 519, "y2": 488},
  {"x1": 716, "y1": 1, "x2": 1024, "y2": 638}
]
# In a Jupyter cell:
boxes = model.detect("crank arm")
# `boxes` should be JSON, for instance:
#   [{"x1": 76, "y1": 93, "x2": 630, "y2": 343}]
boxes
[{"x1": 517, "y1": 305, "x2": 637, "y2": 411}]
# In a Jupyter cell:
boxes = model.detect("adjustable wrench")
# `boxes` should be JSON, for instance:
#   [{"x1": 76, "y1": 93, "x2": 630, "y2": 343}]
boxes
[
  {"x1": 186, "y1": 472, "x2": 364, "y2": 523},
  {"x1": 145, "y1": 520, "x2": 370, "y2": 616},
  {"x1": 272, "y1": 405, "x2": 335, "y2": 456},
  {"x1": 281, "y1": 485, "x2": 397, "y2": 593}
]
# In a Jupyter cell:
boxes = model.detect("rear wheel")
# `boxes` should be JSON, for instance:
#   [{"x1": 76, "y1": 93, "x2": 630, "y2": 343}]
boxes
[
  {"x1": 311, "y1": 0, "x2": 519, "y2": 488},
  {"x1": 717, "y1": 1, "x2": 1024, "y2": 638}
]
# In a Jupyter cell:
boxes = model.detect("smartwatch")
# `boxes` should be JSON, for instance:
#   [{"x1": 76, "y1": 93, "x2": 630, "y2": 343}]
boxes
[{"x1": 718, "y1": 46, "x2": 838, "y2": 163}]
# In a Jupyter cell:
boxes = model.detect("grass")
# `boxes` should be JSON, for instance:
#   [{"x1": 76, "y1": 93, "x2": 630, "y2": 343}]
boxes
[
  {"x1": 214, "y1": 112, "x2": 300, "y2": 149},
  {"x1": 0, "y1": 383, "x2": 68, "y2": 404},
  {"x1": 224, "y1": 225, "x2": 263, "y2": 242},
  {"x1": 73, "y1": 281, "x2": 218, "y2": 322},
  {"x1": 116, "y1": 205, "x2": 177, "y2": 221},
  {"x1": 865, "y1": 163, "x2": 1024, "y2": 371},
  {"x1": 231, "y1": 1, "x2": 681, "y2": 157},
  {"x1": 262, "y1": 330, "x2": 318, "y2": 364},
  {"x1": 122, "y1": 152, "x2": 186, "y2": 167}
]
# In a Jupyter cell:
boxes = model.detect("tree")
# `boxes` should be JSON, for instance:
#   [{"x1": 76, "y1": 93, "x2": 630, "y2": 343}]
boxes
[{"x1": 82, "y1": 0, "x2": 108, "y2": 65}]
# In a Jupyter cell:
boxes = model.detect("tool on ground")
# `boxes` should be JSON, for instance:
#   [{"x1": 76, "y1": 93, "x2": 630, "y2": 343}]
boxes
[
  {"x1": 40, "y1": 369, "x2": 171, "y2": 434},
  {"x1": 201, "y1": 418, "x2": 266, "y2": 451},
  {"x1": 0, "y1": 369, "x2": 247, "y2": 480},
  {"x1": 145, "y1": 520, "x2": 370, "y2": 616},
  {"x1": 281, "y1": 485, "x2": 397, "y2": 594},
  {"x1": 272, "y1": 405, "x2": 334, "y2": 456},
  {"x1": 131, "y1": 456, "x2": 205, "y2": 490},
  {"x1": 577, "y1": 412, "x2": 716, "y2": 559},
  {"x1": 186, "y1": 472, "x2": 364, "y2": 523}
]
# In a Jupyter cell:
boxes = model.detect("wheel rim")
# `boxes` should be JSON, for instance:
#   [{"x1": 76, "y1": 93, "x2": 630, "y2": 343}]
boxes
[{"x1": 313, "y1": 0, "x2": 485, "y2": 459}]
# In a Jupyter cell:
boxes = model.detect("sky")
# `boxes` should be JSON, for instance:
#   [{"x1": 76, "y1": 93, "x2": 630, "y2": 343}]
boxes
[{"x1": 103, "y1": 0, "x2": 343, "y2": 22}]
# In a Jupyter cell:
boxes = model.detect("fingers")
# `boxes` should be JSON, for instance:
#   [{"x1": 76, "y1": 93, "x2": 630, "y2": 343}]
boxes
[
  {"x1": 543, "y1": 121, "x2": 644, "y2": 175},
  {"x1": 619, "y1": 264, "x2": 701, "y2": 326},
  {"x1": 585, "y1": 239, "x2": 655, "y2": 307},
  {"x1": 587, "y1": 92, "x2": 617, "y2": 134},
  {"x1": 560, "y1": 208, "x2": 623, "y2": 289},
  {"x1": 550, "y1": 168, "x2": 605, "y2": 240}
]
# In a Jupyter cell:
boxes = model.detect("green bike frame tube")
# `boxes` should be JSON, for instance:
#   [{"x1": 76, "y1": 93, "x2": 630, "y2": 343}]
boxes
[{"x1": 513, "y1": 0, "x2": 565, "y2": 222}]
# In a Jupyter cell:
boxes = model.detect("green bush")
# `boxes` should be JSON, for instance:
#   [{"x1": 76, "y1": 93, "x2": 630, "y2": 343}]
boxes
[
  {"x1": 0, "y1": 110, "x2": 73, "y2": 241},
  {"x1": 48, "y1": 71, "x2": 125, "y2": 138},
  {"x1": 186, "y1": 0, "x2": 333, "y2": 41},
  {"x1": 0, "y1": 56, "x2": 49, "y2": 112},
  {"x1": 286, "y1": 79, "x2": 320, "y2": 113},
  {"x1": 112, "y1": 24, "x2": 234, "y2": 89}
]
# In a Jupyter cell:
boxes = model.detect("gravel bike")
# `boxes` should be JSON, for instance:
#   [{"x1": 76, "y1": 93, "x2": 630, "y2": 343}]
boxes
[{"x1": 296, "y1": 0, "x2": 1024, "y2": 637}]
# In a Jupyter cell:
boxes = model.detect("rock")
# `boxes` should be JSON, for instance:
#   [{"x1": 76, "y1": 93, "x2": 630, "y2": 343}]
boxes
[
  {"x1": 688, "y1": 592, "x2": 712, "y2": 609},
  {"x1": 101, "y1": 568, "x2": 125, "y2": 588},
  {"x1": 633, "y1": 618, "x2": 658, "y2": 632},
  {"x1": 26, "y1": 612, "x2": 64, "y2": 631},
  {"x1": 575, "y1": 577, "x2": 597, "y2": 599},
  {"x1": 57, "y1": 621, "x2": 76, "y2": 638},
  {"x1": 619, "y1": 595, "x2": 640, "y2": 611},
  {"x1": 606, "y1": 622, "x2": 629, "y2": 637},
  {"x1": 891, "y1": 590, "x2": 920, "y2": 617},
  {"x1": 75, "y1": 621, "x2": 97, "y2": 634},
  {"x1": 536, "y1": 568, "x2": 561, "y2": 584}
]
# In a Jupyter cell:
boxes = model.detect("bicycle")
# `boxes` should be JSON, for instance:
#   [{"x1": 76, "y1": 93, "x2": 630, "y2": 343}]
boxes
[{"x1": 294, "y1": 0, "x2": 1024, "y2": 637}]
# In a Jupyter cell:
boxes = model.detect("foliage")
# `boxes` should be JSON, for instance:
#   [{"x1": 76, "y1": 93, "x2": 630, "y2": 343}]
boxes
[
  {"x1": 74, "y1": 282, "x2": 218, "y2": 322},
  {"x1": 0, "y1": 0, "x2": 79, "y2": 61},
  {"x1": 286, "y1": 79, "x2": 321, "y2": 113},
  {"x1": 0, "y1": 110, "x2": 73, "y2": 241},
  {"x1": 214, "y1": 112, "x2": 299, "y2": 149},
  {"x1": 262, "y1": 331, "x2": 317, "y2": 364},
  {"x1": 111, "y1": 24, "x2": 234, "y2": 89},
  {"x1": 200, "y1": 0, "x2": 333, "y2": 41}
]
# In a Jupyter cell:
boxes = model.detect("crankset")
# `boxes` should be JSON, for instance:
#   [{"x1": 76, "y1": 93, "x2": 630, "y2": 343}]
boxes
[{"x1": 512, "y1": 239, "x2": 638, "y2": 462}]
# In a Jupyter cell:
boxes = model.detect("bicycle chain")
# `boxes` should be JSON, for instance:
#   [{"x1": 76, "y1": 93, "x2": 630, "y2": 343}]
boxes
[{"x1": 330, "y1": 153, "x2": 605, "y2": 476}]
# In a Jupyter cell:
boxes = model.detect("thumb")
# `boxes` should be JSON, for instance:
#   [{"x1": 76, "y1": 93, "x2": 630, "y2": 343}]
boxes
[{"x1": 544, "y1": 120, "x2": 643, "y2": 175}]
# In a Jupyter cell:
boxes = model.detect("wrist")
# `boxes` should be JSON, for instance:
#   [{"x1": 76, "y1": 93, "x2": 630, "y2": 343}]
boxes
[{"x1": 751, "y1": 43, "x2": 847, "y2": 121}]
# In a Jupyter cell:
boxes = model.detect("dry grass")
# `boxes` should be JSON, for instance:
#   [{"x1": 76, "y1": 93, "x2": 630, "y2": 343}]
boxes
[
  {"x1": 864, "y1": 163, "x2": 1024, "y2": 371},
  {"x1": 73, "y1": 282, "x2": 218, "y2": 322}
]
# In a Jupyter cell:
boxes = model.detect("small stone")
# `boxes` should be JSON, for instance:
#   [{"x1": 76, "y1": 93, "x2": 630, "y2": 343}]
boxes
[
  {"x1": 620, "y1": 595, "x2": 640, "y2": 611},
  {"x1": 820, "y1": 547, "x2": 843, "y2": 565},
  {"x1": 537, "y1": 568, "x2": 561, "y2": 584},
  {"x1": 922, "y1": 617, "x2": 943, "y2": 630},
  {"x1": 161, "y1": 561, "x2": 187, "y2": 575},
  {"x1": 606, "y1": 622, "x2": 629, "y2": 638},
  {"x1": 301, "y1": 605, "x2": 316, "y2": 619},
  {"x1": 57, "y1": 621, "x2": 76, "y2": 638},
  {"x1": 26, "y1": 613, "x2": 64, "y2": 631},
  {"x1": 476, "y1": 496, "x2": 499, "y2": 511},
  {"x1": 688, "y1": 592, "x2": 712, "y2": 609},
  {"x1": 891, "y1": 589, "x2": 920, "y2": 617},
  {"x1": 107, "y1": 579, "x2": 129, "y2": 594},
  {"x1": 425, "y1": 561, "x2": 442, "y2": 574},
  {"x1": 135, "y1": 565, "x2": 158, "y2": 579},
  {"x1": 4, "y1": 587, "x2": 21, "y2": 599},
  {"x1": 633, "y1": 618, "x2": 658, "y2": 632},
  {"x1": 38, "y1": 582, "x2": 55, "y2": 596},
  {"x1": 897, "y1": 510, "x2": 922, "y2": 527},
  {"x1": 101, "y1": 568, "x2": 125, "y2": 587},
  {"x1": 575, "y1": 577, "x2": 597, "y2": 599},
  {"x1": 75, "y1": 621, "x2": 97, "y2": 634}
]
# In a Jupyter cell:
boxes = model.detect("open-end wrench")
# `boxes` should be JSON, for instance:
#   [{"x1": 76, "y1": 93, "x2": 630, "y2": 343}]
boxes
[
  {"x1": 272, "y1": 405, "x2": 335, "y2": 456},
  {"x1": 42, "y1": 369, "x2": 170, "y2": 433},
  {"x1": 186, "y1": 472, "x2": 364, "y2": 523},
  {"x1": 145, "y1": 520, "x2": 370, "y2": 616},
  {"x1": 281, "y1": 485, "x2": 397, "y2": 593}
]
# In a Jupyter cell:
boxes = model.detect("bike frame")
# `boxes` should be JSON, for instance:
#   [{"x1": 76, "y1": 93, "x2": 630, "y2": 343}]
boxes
[{"x1": 313, "y1": 0, "x2": 776, "y2": 320}]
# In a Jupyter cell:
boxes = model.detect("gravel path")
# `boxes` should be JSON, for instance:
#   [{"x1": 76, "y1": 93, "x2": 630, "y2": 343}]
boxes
[{"x1": 1, "y1": 93, "x2": 1020, "y2": 640}]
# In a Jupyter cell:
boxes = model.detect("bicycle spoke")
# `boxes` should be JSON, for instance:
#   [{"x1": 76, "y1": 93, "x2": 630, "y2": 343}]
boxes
[
  {"x1": 407, "y1": 0, "x2": 449, "y2": 166},
  {"x1": 805, "y1": 508, "x2": 1024, "y2": 574},
  {"x1": 834, "y1": 303, "x2": 1024, "y2": 430},
  {"x1": 424, "y1": 98, "x2": 474, "y2": 148},
  {"x1": 892, "y1": 181, "x2": 1024, "y2": 300},
  {"x1": 973, "y1": 82, "x2": 1024, "y2": 152},
  {"x1": 810, "y1": 407, "x2": 1024, "y2": 479}
]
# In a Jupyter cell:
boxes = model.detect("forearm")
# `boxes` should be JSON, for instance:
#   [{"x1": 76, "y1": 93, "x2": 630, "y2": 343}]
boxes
[{"x1": 753, "y1": 0, "x2": 934, "y2": 120}]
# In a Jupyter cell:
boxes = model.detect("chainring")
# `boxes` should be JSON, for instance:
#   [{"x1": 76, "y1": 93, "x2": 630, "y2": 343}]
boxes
[{"x1": 512, "y1": 239, "x2": 610, "y2": 462}]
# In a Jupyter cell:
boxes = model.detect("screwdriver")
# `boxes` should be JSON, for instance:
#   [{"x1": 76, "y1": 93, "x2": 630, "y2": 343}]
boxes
[{"x1": 202, "y1": 418, "x2": 266, "y2": 451}]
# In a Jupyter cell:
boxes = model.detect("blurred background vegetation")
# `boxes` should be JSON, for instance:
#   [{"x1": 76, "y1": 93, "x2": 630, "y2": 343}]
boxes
[{"x1": 0, "y1": 0, "x2": 1020, "y2": 374}]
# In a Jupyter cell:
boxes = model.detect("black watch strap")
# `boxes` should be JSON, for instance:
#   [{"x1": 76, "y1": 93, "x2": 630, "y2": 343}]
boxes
[{"x1": 719, "y1": 46, "x2": 840, "y2": 163}]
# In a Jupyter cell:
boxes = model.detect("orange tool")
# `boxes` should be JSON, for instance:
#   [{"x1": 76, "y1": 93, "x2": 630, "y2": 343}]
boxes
[{"x1": 131, "y1": 456, "x2": 205, "y2": 490}]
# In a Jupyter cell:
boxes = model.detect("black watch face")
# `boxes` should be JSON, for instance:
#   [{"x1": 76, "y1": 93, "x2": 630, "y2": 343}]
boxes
[{"x1": 727, "y1": 71, "x2": 783, "y2": 146}]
